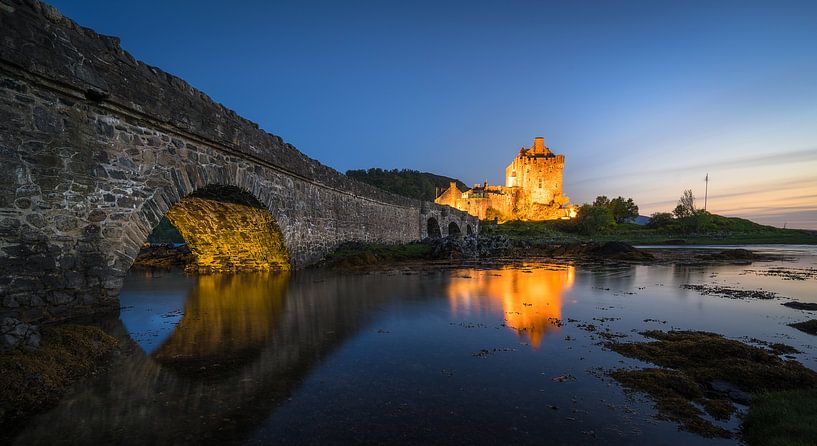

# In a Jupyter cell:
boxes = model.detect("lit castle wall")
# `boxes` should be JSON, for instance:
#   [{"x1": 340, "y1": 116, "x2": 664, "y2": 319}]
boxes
[{"x1": 435, "y1": 137, "x2": 575, "y2": 221}]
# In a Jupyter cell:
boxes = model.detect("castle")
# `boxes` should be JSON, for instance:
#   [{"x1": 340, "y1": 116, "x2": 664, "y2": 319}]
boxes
[{"x1": 435, "y1": 137, "x2": 576, "y2": 221}]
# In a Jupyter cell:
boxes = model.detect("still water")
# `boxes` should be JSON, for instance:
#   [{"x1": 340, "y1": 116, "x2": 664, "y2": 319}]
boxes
[{"x1": 12, "y1": 246, "x2": 817, "y2": 445}]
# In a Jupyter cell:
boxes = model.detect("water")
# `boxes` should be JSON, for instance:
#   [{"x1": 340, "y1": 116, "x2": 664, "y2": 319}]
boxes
[{"x1": 11, "y1": 246, "x2": 817, "y2": 445}]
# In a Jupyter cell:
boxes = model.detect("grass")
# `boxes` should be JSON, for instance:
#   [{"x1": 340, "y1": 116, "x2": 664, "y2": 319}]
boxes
[
  {"x1": 481, "y1": 214, "x2": 817, "y2": 245},
  {"x1": 479, "y1": 220, "x2": 580, "y2": 244},
  {"x1": 743, "y1": 389, "x2": 817, "y2": 446},
  {"x1": 0, "y1": 324, "x2": 118, "y2": 431},
  {"x1": 607, "y1": 331, "x2": 817, "y2": 441}
]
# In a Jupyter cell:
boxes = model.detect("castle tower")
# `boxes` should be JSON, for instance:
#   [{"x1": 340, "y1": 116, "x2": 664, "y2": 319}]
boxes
[{"x1": 532, "y1": 136, "x2": 545, "y2": 154}]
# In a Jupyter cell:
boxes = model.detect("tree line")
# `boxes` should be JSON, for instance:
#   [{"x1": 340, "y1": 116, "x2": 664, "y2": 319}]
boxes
[
  {"x1": 575, "y1": 189, "x2": 710, "y2": 235},
  {"x1": 345, "y1": 168, "x2": 468, "y2": 202}
]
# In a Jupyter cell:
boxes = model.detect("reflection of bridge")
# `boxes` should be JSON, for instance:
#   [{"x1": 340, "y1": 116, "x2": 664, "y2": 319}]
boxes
[
  {"x1": 0, "y1": 2, "x2": 478, "y2": 323},
  {"x1": 11, "y1": 270, "x2": 443, "y2": 445}
]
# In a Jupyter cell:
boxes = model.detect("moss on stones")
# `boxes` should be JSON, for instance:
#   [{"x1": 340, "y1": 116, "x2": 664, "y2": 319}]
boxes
[{"x1": 0, "y1": 324, "x2": 118, "y2": 433}]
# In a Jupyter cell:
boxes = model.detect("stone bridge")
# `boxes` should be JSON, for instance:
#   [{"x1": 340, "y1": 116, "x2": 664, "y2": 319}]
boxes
[{"x1": 0, "y1": 1, "x2": 478, "y2": 323}]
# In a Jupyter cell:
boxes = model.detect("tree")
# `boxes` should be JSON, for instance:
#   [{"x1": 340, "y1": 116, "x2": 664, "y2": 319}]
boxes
[
  {"x1": 576, "y1": 204, "x2": 614, "y2": 236},
  {"x1": 592, "y1": 195, "x2": 638, "y2": 224},
  {"x1": 673, "y1": 189, "x2": 696, "y2": 218},
  {"x1": 593, "y1": 196, "x2": 611, "y2": 208},
  {"x1": 345, "y1": 168, "x2": 467, "y2": 202},
  {"x1": 648, "y1": 212, "x2": 674, "y2": 228},
  {"x1": 609, "y1": 197, "x2": 639, "y2": 224}
]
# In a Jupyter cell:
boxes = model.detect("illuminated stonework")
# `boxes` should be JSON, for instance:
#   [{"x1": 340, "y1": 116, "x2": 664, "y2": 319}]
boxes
[
  {"x1": 165, "y1": 186, "x2": 290, "y2": 273},
  {"x1": 435, "y1": 137, "x2": 577, "y2": 221}
]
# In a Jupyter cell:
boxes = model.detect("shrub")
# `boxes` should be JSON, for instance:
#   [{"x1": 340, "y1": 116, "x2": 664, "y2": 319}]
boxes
[
  {"x1": 485, "y1": 207, "x2": 505, "y2": 222},
  {"x1": 677, "y1": 211, "x2": 714, "y2": 234},
  {"x1": 576, "y1": 204, "x2": 614, "y2": 236}
]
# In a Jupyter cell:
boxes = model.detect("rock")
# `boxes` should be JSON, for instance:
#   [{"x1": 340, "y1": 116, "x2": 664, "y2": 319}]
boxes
[
  {"x1": 552, "y1": 374, "x2": 577, "y2": 382},
  {"x1": 586, "y1": 241, "x2": 655, "y2": 261},
  {"x1": 699, "y1": 249, "x2": 756, "y2": 261},
  {"x1": 426, "y1": 235, "x2": 512, "y2": 260},
  {"x1": 129, "y1": 244, "x2": 194, "y2": 270},
  {"x1": 782, "y1": 301, "x2": 817, "y2": 311},
  {"x1": 0, "y1": 317, "x2": 41, "y2": 352},
  {"x1": 709, "y1": 379, "x2": 752, "y2": 405}
]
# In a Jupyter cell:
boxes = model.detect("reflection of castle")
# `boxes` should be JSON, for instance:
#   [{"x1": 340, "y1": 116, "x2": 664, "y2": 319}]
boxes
[
  {"x1": 447, "y1": 265, "x2": 574, "y2": 347},
  {"x1": 435, "y1": 137, "x2": 577, "y2": 221}
]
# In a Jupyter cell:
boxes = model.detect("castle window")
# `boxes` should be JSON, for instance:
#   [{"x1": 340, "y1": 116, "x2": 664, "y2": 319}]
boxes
[{"x1": 538, "y1": 179, "x2": 543, "y2": 189}]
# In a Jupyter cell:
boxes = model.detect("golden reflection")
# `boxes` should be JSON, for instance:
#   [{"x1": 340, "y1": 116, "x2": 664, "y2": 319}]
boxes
[
  {"x1": 448, "y1": 265, "x2": 574, "y2": 347},
  {"x1": 153, "y1": 272, "x2": 290, "y2": 363}
]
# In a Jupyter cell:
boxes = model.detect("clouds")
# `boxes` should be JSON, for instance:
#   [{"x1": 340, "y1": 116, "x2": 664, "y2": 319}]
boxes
[{"x1": 569, "y1": 147, "x2": 817, "y2": 186}]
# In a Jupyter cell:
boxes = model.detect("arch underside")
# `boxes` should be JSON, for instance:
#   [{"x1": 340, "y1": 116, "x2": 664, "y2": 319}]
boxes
[
  {"x1": 448, "y1": 222, "x2": 461, "y2": 237},
  {"x1": 427, "y1": 217, "x2": 442, "y2": 239},
  {"x1": 162, "y1": 186, "x2": 290, "y2": 273}
]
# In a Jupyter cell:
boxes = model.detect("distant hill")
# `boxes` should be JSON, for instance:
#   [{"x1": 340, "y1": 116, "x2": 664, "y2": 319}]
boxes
[{"x1": 346, "y1": 168, "x2": 468, "y2": 202}]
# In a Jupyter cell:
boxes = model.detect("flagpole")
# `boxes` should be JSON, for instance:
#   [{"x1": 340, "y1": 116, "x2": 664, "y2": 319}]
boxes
[{"x1": 704, "y1": 173, "x2": 709, "y2": 212}]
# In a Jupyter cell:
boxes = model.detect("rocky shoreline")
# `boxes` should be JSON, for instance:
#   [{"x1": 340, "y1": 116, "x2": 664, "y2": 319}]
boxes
[
  {"x1": 131, "y1": 236, "x2": 785, "y2": 273},
  {"x1": 319, "y1": 235, "x2": 783, "y2": 271}
]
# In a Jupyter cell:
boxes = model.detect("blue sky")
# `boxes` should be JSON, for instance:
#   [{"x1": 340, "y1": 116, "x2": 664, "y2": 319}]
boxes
[{"x1": 50, "y1": 0, "x2": 817, "y2": 228}]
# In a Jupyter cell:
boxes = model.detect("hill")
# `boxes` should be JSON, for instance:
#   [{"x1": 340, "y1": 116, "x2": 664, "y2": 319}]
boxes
[
  {"x1": 345, "y1": 168, "x2": 468, "y2": 202},
  {"x1": 483, "y1": 213, "x2": 817, "y2": 245}
]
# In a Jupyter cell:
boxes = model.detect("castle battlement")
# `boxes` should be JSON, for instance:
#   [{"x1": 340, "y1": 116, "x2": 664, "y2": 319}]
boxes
[{"x1": 436, "y1": 137, "x2": 575, "y2": 221}]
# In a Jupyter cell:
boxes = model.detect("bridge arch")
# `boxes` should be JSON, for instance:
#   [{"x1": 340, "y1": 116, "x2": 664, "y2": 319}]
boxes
[
  {"x1": 157, "y1": 185, "x2": 289, "y2": 273},
  {"x1": 427, "y1": 217, "x2": 442, "y2": 239},
  {"x1": 447, "y1": 222, "x2": 461, "y2": 238},
  {"x1": 466, "y1": 224, "x2": 474, "y2": 235},
  {"x1": 114, "y1": 164, "x2": 296, "y2": 285}
]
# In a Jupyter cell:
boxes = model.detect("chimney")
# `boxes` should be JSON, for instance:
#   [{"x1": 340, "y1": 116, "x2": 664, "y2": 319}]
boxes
[
  {"x1": 450, "y1": 181, "x2": 458, "y2": 190},
  {"x1": 533, "y1": 136, "x2": 545, "y2": 152}
]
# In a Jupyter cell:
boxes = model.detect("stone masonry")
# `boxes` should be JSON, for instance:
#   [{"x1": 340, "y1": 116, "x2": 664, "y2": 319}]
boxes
[{"x1": 0, "y1": 0, "x2": 478, "y2": 323}]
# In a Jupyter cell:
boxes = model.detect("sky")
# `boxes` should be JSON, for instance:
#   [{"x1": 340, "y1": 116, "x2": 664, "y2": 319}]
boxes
[{"x1": 50, "y1": 0, "x2": 817, "y2": 229}]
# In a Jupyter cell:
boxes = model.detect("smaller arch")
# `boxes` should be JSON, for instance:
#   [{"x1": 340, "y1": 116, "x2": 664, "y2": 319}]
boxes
[
  {"x1": 427, "y1": 217, "x2": 442, "y2": 239},
  {"x1": 466, "y1": 224, "x2": 474, "y2": 235},
  {"x1": 448, "y1": 222, "x2": 461, "y2": 238}
]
